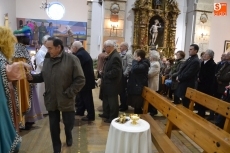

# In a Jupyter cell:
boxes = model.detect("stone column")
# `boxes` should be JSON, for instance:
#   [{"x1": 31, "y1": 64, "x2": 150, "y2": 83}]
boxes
[
  {"x1": 86, "y1": 0, "x2": 103, "y2": 59},
  {"x1": 184, "y1": 0, "x2": 214, "y2": 56},
  {"x1": 193, "y1": 0, "x2": 214, "y2": 54},
  {"x1": 87, "y1": 1, "x2": 92, "y2": 52}
]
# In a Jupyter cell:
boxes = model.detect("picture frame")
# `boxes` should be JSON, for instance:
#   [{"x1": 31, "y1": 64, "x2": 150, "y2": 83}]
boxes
[{"x1": 224, "y1": 40, "x2": 230, "y2": 53}]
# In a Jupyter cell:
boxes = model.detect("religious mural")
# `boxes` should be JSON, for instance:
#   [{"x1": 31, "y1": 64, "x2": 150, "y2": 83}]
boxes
[{"x1": 16, "y1": 18, "x2": 87, "y2": 48}]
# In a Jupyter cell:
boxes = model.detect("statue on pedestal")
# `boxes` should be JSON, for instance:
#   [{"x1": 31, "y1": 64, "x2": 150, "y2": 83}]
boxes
[{"x1": 149, "y1": 19, "x2": 161, "y2": 45}]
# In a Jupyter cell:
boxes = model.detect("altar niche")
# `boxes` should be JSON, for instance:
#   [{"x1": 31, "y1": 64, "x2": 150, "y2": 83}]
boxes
[
  {"x1": 148, "y1": 16, "x2": 164, "y2": 47},
  {"x1": 132, "y1": 0, "x2": 180, "y2": 58}
]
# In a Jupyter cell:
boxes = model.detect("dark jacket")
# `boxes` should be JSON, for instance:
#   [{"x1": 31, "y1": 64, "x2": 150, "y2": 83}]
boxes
[
  {"x1": 197, "y1": 59, "x2": 216, "y2": 95},
  {"x1": 175, "y1": 54, "x2": 200, "y2": 98},
  {"x1": 216, "y1": 61, "x2": 226, "y2": 73},
  {"x1": 73, "y1": 47, "x2": 95, "y2": 91},
  {"x1": 213, "y1": 61, "x2": 226, "y2": 95},
  {"x1": 170, "y1": 58, "x2": 185, "y2": 90},
  {"x1": 100, "y1": 50, "x2": 122, "y2": 97},
  {"x1": 216, "y1": 62, "x2": 230, "y2": 94},
  {"x1": 127, "y1": 58, "x2": 150, "y2": 95},
  {"x1": 30, "y1": 51, "x2": 85, "y2": 111}
]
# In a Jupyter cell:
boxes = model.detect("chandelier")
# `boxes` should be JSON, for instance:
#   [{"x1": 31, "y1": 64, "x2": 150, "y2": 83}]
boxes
[{"x1": 40, "y1": 0, "x2": 50, "y2": 10}]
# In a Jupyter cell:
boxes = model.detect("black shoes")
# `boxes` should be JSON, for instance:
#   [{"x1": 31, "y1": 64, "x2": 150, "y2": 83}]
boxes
[
  {"x1": 66, "y1": 138, "x2": 73, "y2": 147},
  {"x1": 99, "y1": 114, "x2": 108, "y2": 118},
  {"x1": 81, "y1": 117, "x2": 95, "y2": 121},
  {"x1": 98, "y1": 114, "x2": 111, "y2": 123},
  {"x1": 104, "y1": 119, "x2": 112, "y2": 123}
]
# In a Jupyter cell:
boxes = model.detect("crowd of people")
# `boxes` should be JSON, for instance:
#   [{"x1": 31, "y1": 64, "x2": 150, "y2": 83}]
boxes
[
  {"x1": 1, "y1": 23, "x2": 230, "y2": 153},
  {"x1": 159, "y1": 47, "x2": 230, "y2": 128}
]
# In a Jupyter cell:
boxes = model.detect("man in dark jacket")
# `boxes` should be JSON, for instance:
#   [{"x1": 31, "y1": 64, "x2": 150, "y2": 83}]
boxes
[
  {"x1": 215, "y1": 53, "x2": 230, "y2": 128},
  {"x1": 175, "y1": 44, "x2": 200, "y2": 108},
  {"x1": 208, "y1": 53, "x2": 227, "y2": 120},
  {"x1": 216, "y1": 52, "x2": 230, "y2": 96},
  {"x1": 72, "y1": 41, "x2": 96, "y2": 121},
  {"x1": 27, "y1": 37, "x2": 85, "y2": 153},
  {"x1": 197, "y1": 49, "x2": 216, "y2": 117},
  {"x1": 99, "y1": 40, "x2": 122, "y2": 123}
]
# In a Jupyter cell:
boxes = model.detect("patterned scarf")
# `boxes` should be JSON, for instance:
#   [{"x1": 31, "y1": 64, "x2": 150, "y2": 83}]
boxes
[
  {"x1": 14, "y1": 43, "x2": 33, "y2": 117},
  {"x1": 0, "y1": 52, "x2": 22, "y2": 153}
]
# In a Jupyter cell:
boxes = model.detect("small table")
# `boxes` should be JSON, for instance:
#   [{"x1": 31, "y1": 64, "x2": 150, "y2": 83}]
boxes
[{"x1": 105, "y1": 117, "x2": 152, "y2": 153}]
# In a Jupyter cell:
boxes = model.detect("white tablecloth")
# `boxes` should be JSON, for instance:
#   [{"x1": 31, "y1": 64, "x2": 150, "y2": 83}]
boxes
[{"x1": 105, "y1": 118, "x2": 152, "y2": 153}]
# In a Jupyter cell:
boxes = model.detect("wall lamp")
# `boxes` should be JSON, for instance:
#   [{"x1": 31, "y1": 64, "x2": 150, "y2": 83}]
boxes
[
  {"x1": 110, "y1": 22, "x2": 118, "y2": 36},
  {"x1": 199, "y1": 28, "x2": 209, "y2": 41},
  {"x1": 109, "y1": 3, "x2": 120, "y2": 36}
]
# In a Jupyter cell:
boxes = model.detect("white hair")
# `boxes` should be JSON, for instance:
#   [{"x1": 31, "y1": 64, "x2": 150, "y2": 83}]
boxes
[
  {"x1": 149, "y1": 50, "x2": 160, "y2": 60},
  {"x1": 42, "y1": 35, "x2": 50, "y2": 44},
  {"x1": 72, "y1": 41, "x2": 83, "y2": 49},
  {"x1": 120, "y1": 42, "x2": 129, "y2": 49},
  {"x1": 205, "y1": 49, "x2": 214, "y2": 59},
  {"x1": 104, "y1": 40, "x2": 116, "y2": 47}
]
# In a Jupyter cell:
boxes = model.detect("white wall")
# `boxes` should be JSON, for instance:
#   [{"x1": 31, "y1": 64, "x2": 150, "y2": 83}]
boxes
[
  {"x1": 16, "y1": 0, "x2": 88, "y2": 22},
  {"x1": 124, "y1": 0, "x2": 135, "y2": 51},
  {"x1": 175, "y1": 0, "x2": 187, "y2": 52},
  {"x1": 209, "y1": 0, "x2": 230, "y2": 62},
  {"x1": 0, "y1": 0, "x2": 16, "y2": 30},
  {"x1": 90, "y1": 1, "x2": 103, "y2": 59}
]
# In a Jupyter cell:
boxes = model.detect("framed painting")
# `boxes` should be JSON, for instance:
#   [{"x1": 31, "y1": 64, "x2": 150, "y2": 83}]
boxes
[{"x1": 224, "y1": 40, "x2": 230, "y2": 53}]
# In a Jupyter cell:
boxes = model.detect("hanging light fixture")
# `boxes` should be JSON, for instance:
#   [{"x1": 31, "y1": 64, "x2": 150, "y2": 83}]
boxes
[{"x1": 40, "y1": 0, "x2": 50, "y2": 10}]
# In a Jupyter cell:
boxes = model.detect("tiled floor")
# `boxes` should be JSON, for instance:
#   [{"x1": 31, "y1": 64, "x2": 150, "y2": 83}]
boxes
[{"x1": 19, "y1": 88, "x2": 202, "y2": 153}]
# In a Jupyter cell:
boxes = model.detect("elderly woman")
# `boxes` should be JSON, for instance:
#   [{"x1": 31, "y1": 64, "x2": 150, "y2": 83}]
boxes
[
  {"x1": 148, "y1": 50, "x2": 160, "y2": 115},
  {"x1": 127, "y1": 49, "x2": 150, "y2": 114},
  {"x1": 148, "y1": 50, "x2": 160, "y2": 91},
  {"x1": 197, "y1": 49, "x2": 216, "y2": 118},
  {"x1": 170, "y1": 51, "x2": 185, "y2": 103}
]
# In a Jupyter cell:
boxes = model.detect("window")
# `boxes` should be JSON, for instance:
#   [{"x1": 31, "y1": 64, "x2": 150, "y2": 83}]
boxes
[{"x1": 46, "y1": 2, "x2": 65, "y2": 20}]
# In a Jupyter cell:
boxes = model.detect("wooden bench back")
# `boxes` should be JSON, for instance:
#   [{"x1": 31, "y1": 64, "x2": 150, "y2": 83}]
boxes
[
  {"x1": 185, "y1": 87, "x2": 230, "y2": 132},
  {"x1": 142, "y1": 87, "x2": 230, "y2": 153}
]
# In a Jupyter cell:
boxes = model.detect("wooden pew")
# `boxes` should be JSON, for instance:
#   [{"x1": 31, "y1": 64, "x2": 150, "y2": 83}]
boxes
[
  {"x1": 140, "y1": 114, "x2": 181, "y2": 153},
  {"x1": 142, "y1": 87, "x2": 230, "y2": 153},
  {"x1": 186, "y1": 87, "x2": 230, "y2": 133}
]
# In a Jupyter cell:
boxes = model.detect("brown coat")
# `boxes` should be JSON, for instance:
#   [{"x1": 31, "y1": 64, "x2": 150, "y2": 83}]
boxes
[{"x1": 30, "y1": 51, "x2": 85, "y2": 112}]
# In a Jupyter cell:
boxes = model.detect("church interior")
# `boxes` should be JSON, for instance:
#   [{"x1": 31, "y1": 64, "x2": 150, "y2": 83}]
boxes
[{"x1": 1, "y1": 0, "x2": 230, "y2": 153}]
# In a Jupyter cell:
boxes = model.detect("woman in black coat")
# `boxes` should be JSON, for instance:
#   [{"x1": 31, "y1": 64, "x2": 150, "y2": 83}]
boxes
[
  {"x1": 127, "y1": 49, "x2": 150, "y2": 114},
  {"x1": 197, "y1": 49, "x2": 216, "y2": 117}
]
